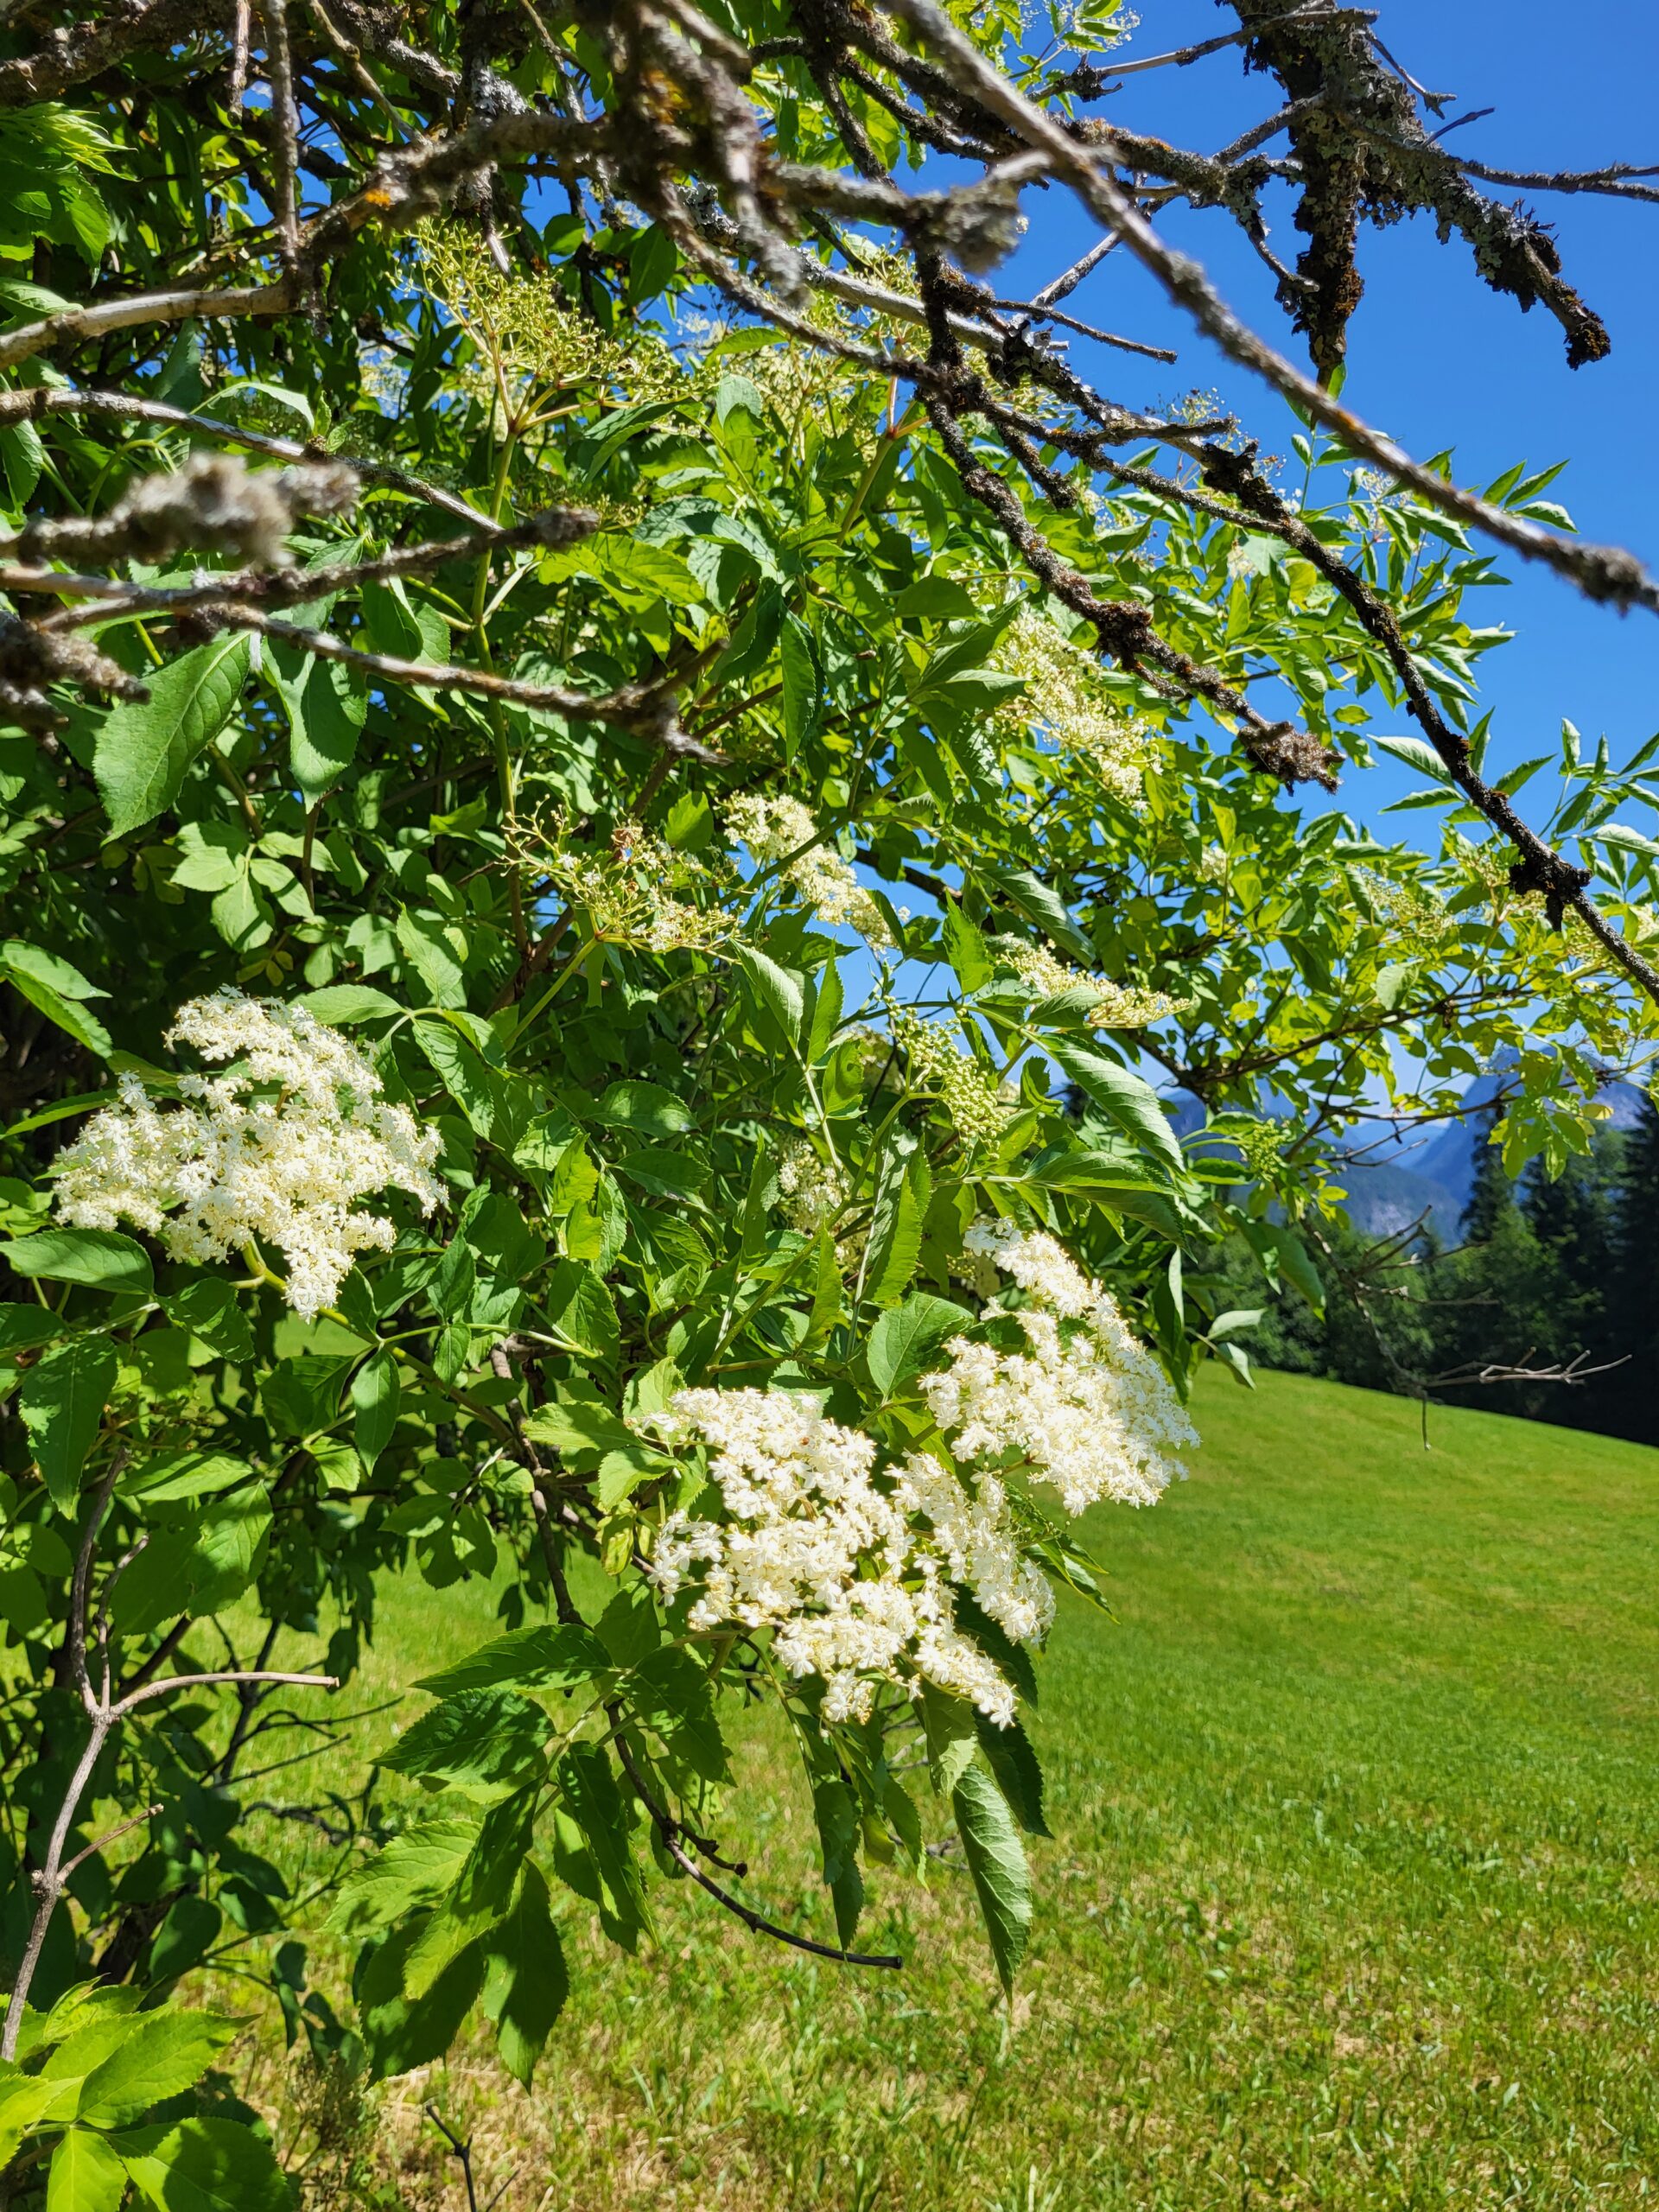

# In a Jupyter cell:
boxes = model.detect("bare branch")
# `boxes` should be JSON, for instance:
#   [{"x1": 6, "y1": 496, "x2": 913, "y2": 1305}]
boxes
[
  {"x1": 1059, "y1": 7, "x2": 1377, "y2": 84},
  {"x1": 264, "y1": 1, "x2": 303, "y2": 276},
  {"x1": 610, "y1": 1726, "x2": 903, "y2": 1971},
  {"x1": 115, "y1": 1669, "x2": 340, "y2": 1715},
  {"x1": 0, "y1": 279, "x2": 296, "y2": 376},
  {"x1": 0, "y1": 386, "x2": 505, "y2": 533},
  {"x1": 880, "y1": 0, "x2": 1659, "y2": 613}
]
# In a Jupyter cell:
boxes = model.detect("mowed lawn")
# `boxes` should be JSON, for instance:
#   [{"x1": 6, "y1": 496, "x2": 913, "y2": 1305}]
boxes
[{"x1": 249, "y1": 1370, "x2": 1659, "y2": 2211}]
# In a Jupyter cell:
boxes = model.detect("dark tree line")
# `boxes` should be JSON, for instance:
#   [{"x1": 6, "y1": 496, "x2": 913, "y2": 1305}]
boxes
[{"x1": 1234, "y1": 1103, "x2": 1659, "y2": 1444}]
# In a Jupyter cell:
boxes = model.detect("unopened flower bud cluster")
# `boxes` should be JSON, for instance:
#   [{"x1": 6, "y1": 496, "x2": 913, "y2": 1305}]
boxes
[
  {"x1": 892, "y1": 1008, "x2": 1014, "y2": 1147},
  {"x1": 538, "y1": 822, "x2": 734, "y2": 955},
  {"x1": 53, "y1": 990, "x2": 442, "y2": 1319},
  {"x1": 726, "y1": 793, "x2": 901, "y2": 951},
  {"x1": 988, "y1": 607, "x2": 1155, "y2": 805},
  {"x1": 775, "y1": 1135, "x2": 851, "y2": 1238},
  {"x1": 992, "y1": 937, "x2": 1192, "y2": 1030}
]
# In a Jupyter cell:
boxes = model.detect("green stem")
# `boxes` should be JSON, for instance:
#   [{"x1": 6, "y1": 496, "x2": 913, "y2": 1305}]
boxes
[{"x1": 474, "y1": 436, "x2": 526, "y2": 957}]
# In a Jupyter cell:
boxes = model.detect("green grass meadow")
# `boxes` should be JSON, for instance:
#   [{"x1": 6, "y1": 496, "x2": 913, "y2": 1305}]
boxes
[{"x1": 246, "y1": 1370, "x2": 1659, "y2": 2210}]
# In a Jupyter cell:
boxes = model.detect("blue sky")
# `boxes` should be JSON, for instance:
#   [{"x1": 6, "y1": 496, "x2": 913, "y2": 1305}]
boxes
[{"x1": 992, "y1": 0, "x2": 1659, "y2": 834}]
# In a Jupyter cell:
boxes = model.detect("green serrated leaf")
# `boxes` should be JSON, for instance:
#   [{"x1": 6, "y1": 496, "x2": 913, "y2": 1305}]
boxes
[
  {"x1": 93, "y1": 634, "x2": 251, "y2": 836},
  {"x1": 951, "y1": 1762, "x2": 1032, "y2": 1995}
]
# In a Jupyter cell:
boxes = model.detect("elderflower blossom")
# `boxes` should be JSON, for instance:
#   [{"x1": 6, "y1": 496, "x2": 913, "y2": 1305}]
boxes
[
  {"x1": 921, "y1": 1219, "x2": 1198, "y2": 1515},
  {"x1": 417, "y1": 220, "x2": 681, "y2": 433},
  {"x1": 996, "y1": 937, "x2": 1084, "y2": 1001},
  {"x1": 988, "y1": 607, "x2": 1156, "y2": 804},
  {"x1": 1086, "y1": 980, "x2": 1194, "y2": 1031},
  {"x1": 892, "y1": 1009, "x2": 1014, "y2": 1147},
  {"x1": 539, "y1": 823, "x2": 733, "y2": 954},
  {"x1": 53, "y1": 991, "x2": 442, "y2": 1319},
  {"x1": 776, "y1": 1135, "x2": 850, "y2": 1237},
  {"x1": 1196, "y1": 843, "x2": 1229, "y2": 886},
  {"x1": 647, "y1": 1389, "x2": 1020, "y2": 1725},
  {"x1": 726, "y1": 794, "x2": 900, "y2": 951},
  {"x1": 992, "y1": 938, "x2": 1193, "y2": 1031}
]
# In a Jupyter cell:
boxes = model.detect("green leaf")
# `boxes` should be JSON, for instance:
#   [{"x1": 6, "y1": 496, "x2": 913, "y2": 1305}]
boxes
[
  {"x1": 378, "y1": 1688, "x2": 547, "y2": 1796},
  {"x1": 1374, "y1": 961, "x2": 1413, "y2": 1010},
  {"x1": 732, "y1": 943, "x2": 805, "y2": 1044},
  {"x1": 543, "y1": 1261, "x2": 619, "y2": 1361},
  {"x1": 555, "y1": 1743, "x2": 652, "y2": 1948},
  {"x1": 1372, "y1": 733, "x2": 1452, "y2": 785},
  {"x1": 93, "y1": 633, "x2": 251, "y2": 836},
  {"x1": 941, "y1": 903, "x2": 993, "y2": 992},
  {"x1": 629, "y1": 1645, "x2": 729, "y2": 1783},
  {"x1": 481, "y1": 1862, "x2": 568, "y2": 2089},
  {"x1": 1270, "y1": 1226, "x2": 1325, "y2": 1313},
  {"x1": 258, "y1": 1353, "x2": 353, "y2": 1440},
  {"x1": 522, "y1": 1397, "x2": 636, "y2": 1459},
  {"x1": 395, "y1": 911, "x2": 467, "y2": 1009},
  {"x1": 0, "y1": 2076, "x2": 80, "y2": 2167},
  {"x1": 973, "y1": 1712, "x2": 1050, "y2": 1837},
  {"x1": 867, "y1": 1293, "x2": 972, "y2": 1398},
  {"x1": 0, "y1": 419, "x2": 43, "y2": 506},
  {"x1": 111, "y1": 1492, "x2": 271, "y2": 1632},
  {"x1": 354, "y1": 1920, "x2": 484, "y2": 2084},
  {"x1": 779, "y1": 613, "x2": 818, "y2": 753},
  {"x1": 0, "y1": 944, "x2": 111, "y2": 1059},
  {"x1": 1, "y1": 1228, "x2": 153, "y2": 1293},
  {"x1": 806, "y1": 957, "x2": 844, "y2": 1064},
  {"x1": 413, "y1": 1015, "x2": 497, "y2": 1137},
  {"x1": 118, "y1": 2114, "x2": 290, "y2": 2212},
  {"x1": 297, "y1": 984, "x2": 403, "y2": 1025},
  {"x1": 920, "y1": 1681, "x2": 978, "y2": 1798},
  {"x1": 145, "y1": 1896, "x2": 223, "y2": 1986},
  {"x1": 19, "y1": 1337, "x2": 118, "y2": 1511},
  {"x1": 950, "y1": 1761, "x2": 1032, "y2": 1995},
  {"x1": 161, "y1": 1280, "x2": 253, "y2": 1362},
  {"x1": 403, "y1": 1789, "x2": 536, "y2": 1999},
  {"x1": 591, "y1": 1079, "x2": 694, "y2": 1138},
  {"x1": 350, "y1": 1351, "x2": 400, "y2": 1476},
  {"x1": 122, "y1": 1450, "x2": 251, "y2": 1504},
  {"x1": 811, "y1": 1776, "x2": 864, "y2": 1948},
  {"x1": 595, "y1": 1440, "x2": 671, "y2": 1507},
  {"x1": 76, "y1": 2011, "x2": 241, "y2": 2127},
  {"x1": 278, "y1": 652, "x2": 367, "y2": 802},
  {"x1": 327, "y1": 1818, "x2": 480, "y2": 1940},
  {"x1": 1050, "y1": 1042, "x2": 1184, "y2": 1174},
  {"x1": 865, "y1": 1147, "x2": 930, "y2": 1309},
  {"x1": 996, "y1": 868, "x2": 1094, "y2": 963},
  {"x1": 414, "y1": 1622, "x2": 609, "y2": 1697},
  {"x1": 47, "y1": 2128, "x2": 128, "y2": 2212}
]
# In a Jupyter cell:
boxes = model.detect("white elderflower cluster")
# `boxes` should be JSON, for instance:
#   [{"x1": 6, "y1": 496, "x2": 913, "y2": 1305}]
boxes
[
  {"x1": 1195, "y1": 842, "x2": 1229, "y2": 886},
  {"x1": 892, "y1": 1009, "x2": 1014, "y2": 1147},
  {"x1": 775, "y1": 1135, "x2": 850, "y2": 1237},
  {"x1": 647, "y1": 1388, "x2": 1022, "y2": 1726},
  {"x1": 726, "y1": 793, "x2": 899, "y2": 951},
  {"x1": 53, "y1": 990, "x2": 442, "y2": 1319},
  {"x1": 922, "y1": 1219, "x2": 1198, "y2": 1515},
  {"x1": 988, "y1": 607, "x2": 1156, "y2": 805}
]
